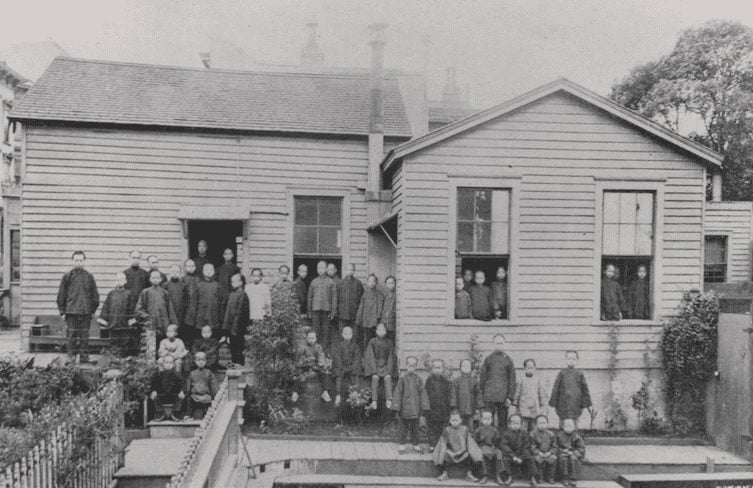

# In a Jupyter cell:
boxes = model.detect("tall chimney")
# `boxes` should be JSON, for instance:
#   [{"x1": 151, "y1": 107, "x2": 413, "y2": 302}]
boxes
[
  {"x1": 301, "y1": 22, "x2": 325, "y2": 70},
  {"x1": 367, "y1": 23, "x2": 386, "y2": 195},
  {"x1": 712, "y1": 172, "x2": 723, "y2": 202}
]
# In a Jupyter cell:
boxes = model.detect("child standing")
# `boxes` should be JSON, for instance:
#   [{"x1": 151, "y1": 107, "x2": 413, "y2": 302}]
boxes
[
  {"x1": 223, "y1": 273, "x2": 250, "y2": 366},
  {"x1": 245, "y1": 268, "x2": 271, "y2": 323},
  {"x1": 491, "y1": 266, "x2": 508, "y2": 319},
  {"x1": 292, "y1": 264, "x2": 309, "y2": 317},
  {"x1": 479, "y1": 334, "x2": 516, "y2": 429},
  {"x1": 149, "y1": 355, "x2": 185, "y2": 421},
  {"x1": 451, "y1": 359, "x2": 481, "y2": 430},
  {"x1": 425, "y1": 359, "x2": 452, "y2": 450},
  {"x1": 192, "y1": 325, "x2": 220, "y2": 371},
  {"x1": 336, "y1": 263, "x2": 364, "y2": 335},
  {"x1": 530, "y1": 415, "x2": 557, "y2": 485},
  {"x1": 499, "y1": 414, "x2": 536, "y2": 488},
  {"x1": 331, "y1": 326, "x2": 362, "y2": 408},
  {"x1": 391, "y1": 356, "x2": 429, "y2": 454},
  {"x1": 454, "y1": 277, "x2": 473, "y2": 319},
  {"x1": 356, "y1": 274, "x2": 384, "y2": 349},
  {"x1": 600, "y1": 263, "x2": 624, "y2": 321},
  {"x1": 165, "y1": 265, "x2": 187, "y2": 331},
  {"x1": 158, "y1": 324, "x2": 188, "y2": 373},
  {"x1": 382, "y1": 276, "x2": 397, "y2": 342},
  {"x1": 474, "y1": 409, "x2": 503, "y2": 484},
  {"x1": 556, "y1": 418, "x2": 586, "y2": 487},
  {"x1": 625, "y1": 264, "x2": 651, "y2": 319},
  {"x1": 434, "y1": 410, "x2": 483, "y2": 482},
  {"x1": 216, "y1": 248, "x2": 241, "y2": 294},
  {"x1": 363, "y1": 323, "x2": 397, "y2": 411},
  {"x1": 98, "y1": 272, "x2": 136, "y2": 357},
  {"x1": 513, "y1": 359, "x2": 548, "y2": 432},
  {"x1": 181, "y1": 259, "x2": 200, "y2": 346},
  {"x1": 469, "y1": 271, "x2": 494, "y2": 321},
  {"x1": 549, "y1": 350, "x2": 592, "y2": 429},
  {"x1": 185, "y1": 351, "x2": 219, "y2": 419},
  {"x1": 136, "y1": 270, "x2": 178, "y2": 359},
  {"x1": 146, "y1": 255, "x2": 167, "y2": 285},
  {"x1": 307, "y1": 260, "x2": 337, "y2": 351},
  {"x1": 462, "y1": 269, "x2": 474, "y2": 292},
  {"x1": 196, "y1": 263, "x2": 226, "y2": 339}
]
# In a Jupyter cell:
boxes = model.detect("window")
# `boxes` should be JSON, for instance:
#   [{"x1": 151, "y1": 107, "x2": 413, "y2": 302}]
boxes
[
  {"x1": 293, "y1": 197, "x2": 342, "y2": 283},
  {"x1": 601, "y1": 191, "x2": 654, "y2": 321},
  {"x1": 10, "y1": 229, "x2": 19, "y2": 282},
  {"x1": 704, "y1": 235, "x2": 727, "y2": 283},
  {"x1": 1, "y1": 100, "x2": 10, "y2": 145},
  {"x1": 456, "y1": 188, "x2": 510, "y2": 319}
]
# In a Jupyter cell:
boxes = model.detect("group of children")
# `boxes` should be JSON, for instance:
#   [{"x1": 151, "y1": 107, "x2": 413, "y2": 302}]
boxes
[
  {"x1": 600, "y1": 263, "x2": 651, "y2": 321},
  {"x1": 455, "y1": 267, "x2": 509, "y2": 321},
  {"x1": 389, "y1": 336, "x2": 591, "y2": 487}
]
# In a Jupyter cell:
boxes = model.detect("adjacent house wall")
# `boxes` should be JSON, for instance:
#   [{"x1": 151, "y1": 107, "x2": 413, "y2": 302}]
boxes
[{"x1": 704, "y1": 201, "x2": 753, "y2": 283}]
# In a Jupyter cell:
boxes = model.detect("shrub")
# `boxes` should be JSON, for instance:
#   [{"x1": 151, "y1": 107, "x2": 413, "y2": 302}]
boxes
[
  {"x1": 99, "y1": 353, "x2": 159, "y2": 427},
  {"x1": 660, "y1": 289, "x2": 719, "y2": 434}
]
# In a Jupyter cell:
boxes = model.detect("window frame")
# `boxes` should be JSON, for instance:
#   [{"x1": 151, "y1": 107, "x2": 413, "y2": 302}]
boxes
[
  {"x1": 703, "y1": 234, "x2": 730, "y2": 284},
  {"x1": 593, "y1": 178, "x2": 665, "y2": 325},
  {"x1": 447, "y1": 176, "x2": 520, "y2": 325},
  {"x1": 9, "y1": 227, "x2": 19, "y2": 283}
]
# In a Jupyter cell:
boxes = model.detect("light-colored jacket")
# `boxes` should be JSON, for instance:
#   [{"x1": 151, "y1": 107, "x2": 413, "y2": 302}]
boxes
[
  {"x1": 245, "y1": 282, "x2": 271, "y2": 321},
  {"x1": 514, "y1": 374, "x2": 548, "y2": 419}
]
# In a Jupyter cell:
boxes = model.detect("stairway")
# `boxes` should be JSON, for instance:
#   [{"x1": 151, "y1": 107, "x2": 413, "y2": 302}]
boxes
[{"x1": 272, "y1": 475, "x2": 623, "y2": 488}]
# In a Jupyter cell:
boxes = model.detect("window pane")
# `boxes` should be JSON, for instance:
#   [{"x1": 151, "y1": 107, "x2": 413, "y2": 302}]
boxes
[
  {"x1": 492, "y1": 190, "x2": 510, "y2": 223},
  {"x1": 618, "y1": 223, "x2": 637, "y2": 255},
  {"x1": 603, "y1": 223, "x2": 620, "y2": 255},
  {"x1": 475, "y1": 222, "x2": 491, "y2": 252},
  {"x1": 475, "y1": 190, "x2": 492, "y2": 221},
  {"x1": 603, "y1": 192, "x2": 621, "y2": 223},
  {"x1": 318, "y1": 228, "x2": 340, "y2": 254},
  {"x1": 295, "y1": 199, "x2": 317, "y2": 225},
  {"x1": 10, "y1": 230, "x2": 19, "y2": 282},
  {"x1": 458, "y1": 189, "x2": 475, "y2": 221},
  {"x1": 619, "y1": 192, "x2": 637, "y2": 225},
  {"x1": 491, "y1": 221, "x2": 509, "y2": 254},
  {"x1": 636, "y1": 193, "x2": 654, "y2": 224},
  {"x1": 636, "y1": 224, "x2": 653, "y2": 255},
  {"x1": 705, "y1": 236, "x2": 726, "y2": 264},
  {"x1": 294, "y1": 226, "x2": 317, "y2": 253},
  {"x1": 318, "y1": 199, "x2": 341, "y2": 226},
  {"x1": 457, "y1": 222, "x2": 474, "y2": 252}
]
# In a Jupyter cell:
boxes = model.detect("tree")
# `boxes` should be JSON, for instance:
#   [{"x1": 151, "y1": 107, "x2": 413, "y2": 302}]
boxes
[{"x1": 610, "y1": 20, "x2": 753, "y2": 200}]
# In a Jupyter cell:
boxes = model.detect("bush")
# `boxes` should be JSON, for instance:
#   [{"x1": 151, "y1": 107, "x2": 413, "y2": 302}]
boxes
[
  {"x1": 660, "y1": 289, "x2": 719, "y2": 434},
  {"x1": 99, "y1": 353, "x2": 159, "y2": 427}
]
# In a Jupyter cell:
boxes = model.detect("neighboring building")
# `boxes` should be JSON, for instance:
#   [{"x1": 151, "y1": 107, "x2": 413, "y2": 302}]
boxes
[{"x1": 703, "y1": 202, "x2": 753, "y2": 285}]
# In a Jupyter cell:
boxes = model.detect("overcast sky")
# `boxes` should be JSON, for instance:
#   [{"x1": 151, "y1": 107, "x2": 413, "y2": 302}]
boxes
[{"x1": 2, "y1": 0, "x2": 753, "y2": 108}]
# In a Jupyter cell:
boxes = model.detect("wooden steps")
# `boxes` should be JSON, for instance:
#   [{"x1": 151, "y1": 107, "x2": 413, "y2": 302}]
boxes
[
  {"x1": 147, "y1": 418, "x2": 201, "y2": 438},
  {"x1": 113, "y1": 438, "x2": 190, "y2": 488},
  {"x1": 619, "y1": 471, "x2": 753, "y2": 487},
  {"x1": 272, "y1": 474, "x2": 623, "y2": 488}
]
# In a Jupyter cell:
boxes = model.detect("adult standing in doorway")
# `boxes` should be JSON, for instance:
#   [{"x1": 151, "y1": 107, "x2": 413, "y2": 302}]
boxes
[
  {"x1": 336, "y1": 263, "x2": 364, "y2": 342},
  {"x1": 124, "y1": 250, "x2": 149, "y2": 313},
  {"x1": 194, "y1": 240, "x2": 211, "y2": 279},
  {"x1": 57, "y1": 251, "x2": 100, "y2": 364}
]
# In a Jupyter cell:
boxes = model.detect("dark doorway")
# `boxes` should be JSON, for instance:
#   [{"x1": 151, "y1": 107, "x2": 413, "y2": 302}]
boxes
[{"x1": 188, "y1": 220, "x2": 244, "y2": 268}]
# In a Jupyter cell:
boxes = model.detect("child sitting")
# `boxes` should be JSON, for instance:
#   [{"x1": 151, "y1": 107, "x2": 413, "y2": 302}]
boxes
[
  {"x1": 530, "y1": 415, "x2": 557, "y2": 485},
  {"x1": 625, "y1": 264, "x2": 650, "y2": 319},
  {"x1": 433, "y1": 409, "x2": 483, "y2": 482},
  {"x1": 474, "y1": 409, "x2": 503, "y2": 484},
  {"x1": 158, "y1": 324, "x2": 188, "y2": 373},
  {"x1": 192, "y1": 325, "x2": 220, "y2": 371},
  {"x1": 331, "y1": 326, "x2": 362, "y2": 408},
  {"x1": 556, "y1": 418, "x2": 586, "y2": 487},
  {"x1": 491, "y1": 266, "x2": 508, "y2": 319},
  {"x1": 469, "y1": 271, "x2": 494, "y2": 321},
  {"x1": 356, "y1": 274, "x2": 384, "y2": 349},
  {"x1": 549, "y1": 350, "x2": 592, "y2": 429},
  {"x1": 513, "y1": 358, "x2": 548, "y2": 432},
  {"x1": 296, "y1": 330, "x2": 331, "y2": 403},
  {"x1": 454, "y1": 277, "x2": 473, "y2": 319},
  {"x1": 223, "y1": 273, "x2": 249, "y2": 366},
  {"x1": 425, "y1": 359, "x2": 452, "y2": 450},
  {"x1": 185, "y1": 351, "x2": 219, "y2": 419},
  {"x1": 98, "y1": 271, "x2": 136, "y2": 357},
  {"x1": 451, "y1": 359, "x2": 481, "y2": 430},
  {"x1": 499, "y1": 414, "x2": 536, "y2": 487},
  {"x1": 363, "y1": 322, "x2": 396, "y2": 411},
  {"x1": 137, "y1": 270, "x2": 178, "y2": 359},
  {"x1": 391, "y1": 356, "x2": 429, "y2": 454},
  {"x1": 149, "y1": 354, "x2": 185, "y2": 421},
  {"x1": 600, "y1": 263, "x2": 624, "y2": 321}
]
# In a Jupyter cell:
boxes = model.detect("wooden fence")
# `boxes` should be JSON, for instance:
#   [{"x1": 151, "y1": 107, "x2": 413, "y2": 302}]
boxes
[{"x1": 0, "y1": 374, "x2": 125, "y2": 488}]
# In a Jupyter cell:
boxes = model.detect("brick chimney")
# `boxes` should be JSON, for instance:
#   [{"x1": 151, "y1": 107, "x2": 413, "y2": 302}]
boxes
[{"x1": 300, "y1": 22, "x2": 325, "y2": 70}]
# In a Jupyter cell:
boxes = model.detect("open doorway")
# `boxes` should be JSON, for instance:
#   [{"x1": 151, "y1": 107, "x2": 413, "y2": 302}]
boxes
[{"x1": 187, "y1": 220, "x2": 244, "y2": 267}]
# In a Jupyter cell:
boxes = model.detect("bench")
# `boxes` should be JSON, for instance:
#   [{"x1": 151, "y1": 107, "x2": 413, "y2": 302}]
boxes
[
  {"x1": 619, "y1": 472, "x2": 753, "y2": 488},
  {"x1": 28, "y1": 314, "x2": 111, "y2": 352}
]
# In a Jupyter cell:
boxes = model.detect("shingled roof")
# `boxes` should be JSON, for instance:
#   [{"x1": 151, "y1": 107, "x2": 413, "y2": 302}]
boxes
[{"x1": 10, "y1": 57, "x2": 413, "y2": 137}]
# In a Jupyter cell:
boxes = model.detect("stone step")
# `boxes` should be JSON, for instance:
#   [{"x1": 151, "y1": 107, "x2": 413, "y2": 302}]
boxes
[
  {"x1": 272, "y1": 474, "x2": 623, "y2": 488},
  {"x1": 147, "y1": 419, "x2": 201, "y2": 438},
  {"x1": 619, "y1": 471, "x2": 753, "y2": 488},
  {"x1": 114, "y1": 438, "x2": 190, "y2": 488}
]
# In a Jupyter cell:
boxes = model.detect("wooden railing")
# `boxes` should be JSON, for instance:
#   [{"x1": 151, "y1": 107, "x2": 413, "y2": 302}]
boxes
[{"x1": 0, "y1": 372, "x2": 125, "y2": 488}]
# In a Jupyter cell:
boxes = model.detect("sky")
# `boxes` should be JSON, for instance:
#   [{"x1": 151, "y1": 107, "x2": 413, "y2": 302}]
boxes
[{"x1": 1, "y1": 0, "x2": 753, "y2": 109}]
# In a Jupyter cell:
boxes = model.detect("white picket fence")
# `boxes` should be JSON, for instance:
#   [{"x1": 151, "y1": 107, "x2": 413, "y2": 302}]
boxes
[{"x1": 0, "y1": 377, "x2": 124, "y2": 488}]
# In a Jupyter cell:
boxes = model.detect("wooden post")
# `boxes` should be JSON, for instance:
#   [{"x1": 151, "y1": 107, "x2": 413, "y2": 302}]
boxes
[{"x1": 712, "y1": 173, "x2": 723, "y2": 202}]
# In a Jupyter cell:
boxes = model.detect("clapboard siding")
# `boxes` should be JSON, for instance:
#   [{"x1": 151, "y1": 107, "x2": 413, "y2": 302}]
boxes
[
  {"x1": 21, "y1": 125, "x2": 374, "y2": 325},
  {"x1": 397, "y1": 92, "x2": 705, "y2": 372},
  {"x1": 704, "y1": 201, "x2": 753, "y2": 282}
]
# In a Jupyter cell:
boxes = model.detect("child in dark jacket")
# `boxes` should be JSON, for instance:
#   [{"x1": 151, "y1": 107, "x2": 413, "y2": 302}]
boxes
[
  {"x1": 451, "y1": 359, "x2": 481, "y2": 429},
  {"x1": 600, "y1": 263, "x2": 624, "y2": 321},
  {"x1": 434, "y1": 410, "x2": 483, "y2": 482},
  {"x1": 181, "y1": 259, "x2": 200, "y2": 346},
  {"x1": 222, "y1": 273, "x2": 249, "y2": 366},
  {"x1": 479, "y1": 334, "x2": 516, "y2": 429},
  {"x1": 556, "y1": 419, "x2": 586, "y2": 487},
  {"x1": 356, "y1": 274, "x2": 384, "y2": 348},
  {"x1": 500, "y1": 414, "x2": 536, "y2": 487},
  {"x1": 216, "y1": 248, "x2": 241, "y2": 294},
  {"x1": 196, "y1": 264, "x2": 226, "y2": 339},
  {"x1": 165, "y1": 265, "x2": 187, "y2": 327},
  {"x1": 192, "y1": 325, "x2": 220, "y2": 371},
  {"x1": 363, "y1": 323, "x2": 397, "y2": 411},
  {"x1": 331, "y1": 326, "x2": 362, "y2": 408},
  {"x1": 390, "y1": 356, "x2": 430, "y2": 453},
  {"x1": 425, "y1": 359, "x2": 453, "y2": 449},
  {"x1": 491, "y1": 266, "x2": 509, "y2": 319},
  {"x1": 454, "y1": 277, "x2": 473, "y2": 319},
  {"x1": 296, "y1": 329, "x2": 332, "y2": 403},
  {"x1": 625, "y1": 264, "x2": 651, "y2": 319},
  {"x1": 530, "y1": 415, "x2": 557, "y2": 485},
  {"x1": 382, "y1": 276, "x2": 397, "y2": 341},
  {"x1": 474, "y1": 409, "x2": 503, "y2": 484},
  {"x1": 549, "y1": 350, "x2": 592, "y2": 429},
  {"x1": 98, "y1": 272, "x2": 136, "y2": 357},
  {"x1": 185, "y1": 351, "x2": 219, "y2": 419},
  {"x1": 469, "y1": 271, "x2": 494, "y2": 321},
  {"x1": 137, "y1": 270, "x2": 179, "y2": 359},
  {"x1": 149, "y1": 354, "x2": 185, "y2": 421}
]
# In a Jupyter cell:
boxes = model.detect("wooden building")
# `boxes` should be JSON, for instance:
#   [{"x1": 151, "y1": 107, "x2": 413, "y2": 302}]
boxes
[{"x1": 11, "y1": 55, "x2": 732, "y2": 427}]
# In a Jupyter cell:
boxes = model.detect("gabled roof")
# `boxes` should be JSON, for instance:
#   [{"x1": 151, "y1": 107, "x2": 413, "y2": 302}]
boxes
[
  {"x1": 383, "y1": 78, "x2": 723, "y2": 170},
  {"x1": 9, "y1": 57, "x2": 413, "y2": 138}
]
